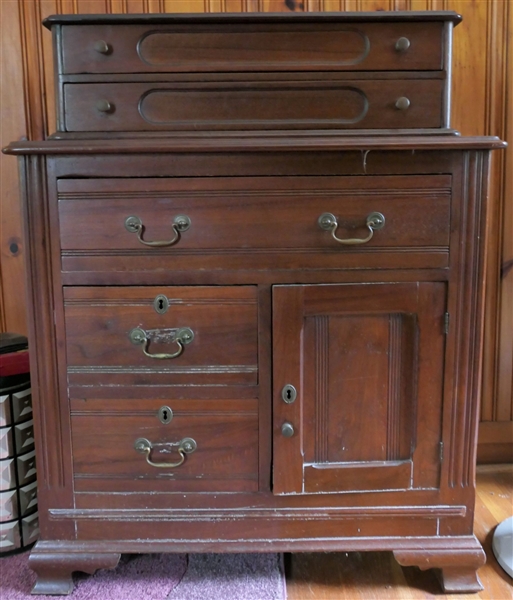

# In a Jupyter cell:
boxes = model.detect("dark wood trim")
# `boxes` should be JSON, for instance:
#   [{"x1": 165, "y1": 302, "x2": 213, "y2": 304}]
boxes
[
  {"x1": 3, "y1": 135, "x2": 506, "y2": 155},
  {"x1": 29, "y1": 547, "x2": 120, "y2": 595},
  {"x1": 42, "y1": 12, "x2": 463, "y2": 29}
]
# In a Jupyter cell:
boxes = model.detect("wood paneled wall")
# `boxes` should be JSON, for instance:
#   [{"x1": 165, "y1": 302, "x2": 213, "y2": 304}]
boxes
[{"x1": 1, "y1": 0, "x2": 511, "y2": 460}]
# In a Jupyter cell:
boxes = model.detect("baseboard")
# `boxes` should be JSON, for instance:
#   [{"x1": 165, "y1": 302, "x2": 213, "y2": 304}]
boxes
[{"x1": 477, "y1": 422, "x2": 513, "y2": 464}]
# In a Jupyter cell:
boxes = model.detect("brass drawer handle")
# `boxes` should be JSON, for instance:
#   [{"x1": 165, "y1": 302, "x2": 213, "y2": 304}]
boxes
[
  {"x1": 129, "y1": 327, "x2": 194, "y2": 359},
  {"x1": 318, "y1": 212, "x2": 385, "y2": 245},
  {"x1": 134, "y1": 437, "x2": 197, "y2": 468},
  {"x1": 124, "y1": 215, "x2": 191, "y2": 247}
]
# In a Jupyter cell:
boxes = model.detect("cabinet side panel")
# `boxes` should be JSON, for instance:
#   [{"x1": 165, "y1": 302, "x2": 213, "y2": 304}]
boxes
[{"x1": 19, "y1": 155, "x2": 73, "y2": 539}]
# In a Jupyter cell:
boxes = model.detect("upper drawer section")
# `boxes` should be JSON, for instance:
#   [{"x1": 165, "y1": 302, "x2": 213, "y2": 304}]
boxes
[
  {"x1": 58, "y1": 175, "x2": 451, "y2": 275},
  {"x1": 61, "y1": 22, "x2": 443, "y2": 74}
]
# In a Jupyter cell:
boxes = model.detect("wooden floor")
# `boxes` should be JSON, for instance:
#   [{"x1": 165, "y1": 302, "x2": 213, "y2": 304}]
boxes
[{"x1": 286, "y1": 464, "x2": 513, "y2": 599}]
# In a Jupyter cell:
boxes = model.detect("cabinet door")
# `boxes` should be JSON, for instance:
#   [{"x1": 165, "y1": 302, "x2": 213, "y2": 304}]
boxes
[{"x1": 272, "y1": 283, "x2": 446, "y2": 495}]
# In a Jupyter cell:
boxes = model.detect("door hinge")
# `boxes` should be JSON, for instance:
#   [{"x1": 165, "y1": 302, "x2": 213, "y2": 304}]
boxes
[
  {"x1": 443, "y1": 312, "x2": 450, "y2": 335},
  {"x1": 439, "y1": 441, "x2": 444, "y2": 462}
]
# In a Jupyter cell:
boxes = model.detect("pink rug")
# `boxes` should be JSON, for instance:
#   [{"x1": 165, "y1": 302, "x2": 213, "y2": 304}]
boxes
[{"x1": 0, "y1": 551, "x2": 286, "y2": 599}]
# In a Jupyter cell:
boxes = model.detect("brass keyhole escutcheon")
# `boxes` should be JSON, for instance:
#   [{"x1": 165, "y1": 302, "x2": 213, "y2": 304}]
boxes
[
  {"x1": 158, "y1": 406, "x2": 173, "y2": 424},
  {"x1": 281, "y1": 384, "x2": 297, "y2": 404},
  {"x1": 154, "y1": 294, "x2": 169, "y2": 314}
]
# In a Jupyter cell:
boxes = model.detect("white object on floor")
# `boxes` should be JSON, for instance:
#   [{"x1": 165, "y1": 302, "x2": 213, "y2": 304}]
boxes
[{"x1": 493, "y1": 516, "x2": 513, "y2": 578}]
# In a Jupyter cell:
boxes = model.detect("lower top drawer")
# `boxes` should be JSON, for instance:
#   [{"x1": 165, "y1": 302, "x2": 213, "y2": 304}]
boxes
[
  {"x1": 63, "y1": 79, "x2": 443, "y2": 132},
  {"x1": 58, "y1": 175, "x2": 451, "y2": 274}
]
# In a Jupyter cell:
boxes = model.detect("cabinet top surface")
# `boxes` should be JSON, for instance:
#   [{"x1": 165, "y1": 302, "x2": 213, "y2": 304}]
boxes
[
  {"x1": 43, "y1": 11, "x2": 462, "y2": 28},
  {"x1": 3, "y1": 134, "x2": 506, "y2": 156}
]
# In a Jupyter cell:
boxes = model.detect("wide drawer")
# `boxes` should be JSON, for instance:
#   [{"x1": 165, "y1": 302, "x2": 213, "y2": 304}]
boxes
[
  {"x1": 63, "y1": 79, "x2": 443, "y2": 131},
  {"x1": 63, "y1": 286, "x2": 258, "y2": 390},
  {"x1": 71, "y1": 401, "x2": 259, "y2": 493},
  {"x1": 59, "y1": 175, "x2": 451, "y2": 273},
  {"x1": 61, "y1": 22, "x2": 443, "y2": 74}
]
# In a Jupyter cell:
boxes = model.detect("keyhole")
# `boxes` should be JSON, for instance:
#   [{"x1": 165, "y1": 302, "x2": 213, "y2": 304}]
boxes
[
  {"x1": 154, "y1": 294, "x2": 169, "y2": 314},
  {"x1": 281, "y1": 384, "x2": 297, "y2": 404},
  {"x1": 158, "y1": 405, "x2": 173, "y2": 424}
]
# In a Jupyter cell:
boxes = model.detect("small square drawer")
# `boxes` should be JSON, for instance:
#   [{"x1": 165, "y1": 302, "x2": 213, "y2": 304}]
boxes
[
  {"x1": 0, "y1": 520, "x2": 21, "y2": 551},
  {"x1": 19, "y1": 481, "x2": 38, "y2": 516},
  {"x1": 0, "y1": 428, "x2": 13, "y2": 460},
  {"x1": 12, "y1": 389, "x2": 32, "y2": 423},
  {"x1": 0, "y1": 489, "x2": 18, "y2": 522},
  {"x1": 61, "y1": 21, "x2": 444, "y2": 74},
  {"x1": 14, "y1": 420, "x2": 35, "y2": 455},
  {"x1": 71, "y1": 399, "x2": 258, "y2": 493},
  {"x1": 21, "y1": 511, "x2": 39, "y2": 546},
  {"x1": 0, "y1": 459, "x2": 15, "y2": 492},
  {"x1": 17, "y1": 451, "x2": 37, "y2": 487},
  {"x1": 64, "y1": 286, "x2": 258, "y2": 392},
  {"x1": 0, "y1": 395, "x2": 11, "y2": 427}
]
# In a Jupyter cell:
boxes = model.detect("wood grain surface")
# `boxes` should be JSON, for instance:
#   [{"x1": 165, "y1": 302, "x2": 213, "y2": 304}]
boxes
[{"x1": 285, "y1": 464, "x2": 513, "y2": 600}]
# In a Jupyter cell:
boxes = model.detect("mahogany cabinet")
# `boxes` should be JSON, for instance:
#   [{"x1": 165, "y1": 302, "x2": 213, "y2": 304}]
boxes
[{"x1": 3, "y1": 11, "x2": 506, "y2": 595}]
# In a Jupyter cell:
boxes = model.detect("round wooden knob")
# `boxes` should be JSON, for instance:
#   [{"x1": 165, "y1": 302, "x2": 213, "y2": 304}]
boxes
[
  {"x1": 395, "y1": 97, "x2": 411, "y2": 111},
  {"x1": 395, "y1": 37, "x2": 411, "y2": 52},
  {"x1": 95, "y1": 99, "x2": 113, "y2": 113},
  {"x1": 93, "y1": 40, "x2": 111, "y2": 54},
  {"x1": 281, "y1": 423, "x2": 295, "y2": 437}
]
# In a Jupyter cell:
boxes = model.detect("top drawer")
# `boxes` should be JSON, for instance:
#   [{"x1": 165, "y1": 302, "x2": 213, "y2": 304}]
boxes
[{"x1": 61, "y1": 22, "x2": 444, "y2": 74}]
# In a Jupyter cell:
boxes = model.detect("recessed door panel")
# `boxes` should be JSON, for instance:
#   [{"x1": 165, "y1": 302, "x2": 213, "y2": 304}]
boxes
[{"x1": 272, "y1": 282, "x2": 445, "y2": 496}]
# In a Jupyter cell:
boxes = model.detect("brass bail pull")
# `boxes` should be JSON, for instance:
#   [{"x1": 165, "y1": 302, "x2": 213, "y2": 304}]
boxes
[
  {"x1": 129, "y1": 327, "x2": 194, "y2": 360},
  {"x1": 134, "y1": 437, "x2": 197, "y2": 468},
  {"x1": 124, "y1": 215, "x2": 191, "y2": 247},
  {"x1": 318, "y1": 212, "x2": 385, "y2": 245}
]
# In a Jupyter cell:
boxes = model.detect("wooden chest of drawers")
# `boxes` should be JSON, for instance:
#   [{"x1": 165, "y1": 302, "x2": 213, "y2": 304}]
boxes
[{"x1": 4, "y1": 11, "x2": 506, "y2": 596}]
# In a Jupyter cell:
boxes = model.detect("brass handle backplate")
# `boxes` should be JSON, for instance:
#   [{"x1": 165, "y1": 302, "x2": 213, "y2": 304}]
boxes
[
  {"x1": 129, "y1": 327, "x2": 194, "y2": 359},
  {"x1": 318, "y1": 212, "x2": 385, "y2": 245},
  {"x1": 124, "y1": 215, "x2": 191, "y2": 247},
  {"x1": 134, "y1": 437, "x2": 197, "y2": 468}
]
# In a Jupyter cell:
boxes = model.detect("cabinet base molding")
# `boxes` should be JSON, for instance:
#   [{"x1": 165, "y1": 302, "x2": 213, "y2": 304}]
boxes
[
  {"x1": 394, "y1": 537, "x2": 486, "y2": 593},
  {"x1": 28, "y1": 545, "x2": 121, "y2": 596},
  {"x1": 30, "y1": 536, "x2": 485, "y2": 594}
]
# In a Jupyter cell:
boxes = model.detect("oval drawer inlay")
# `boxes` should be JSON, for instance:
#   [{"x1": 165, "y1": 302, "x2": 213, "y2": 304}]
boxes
[
  {"x1": 138, "y1": 29, "x2": 369, "y2": 69},
  {"x1": 138, "y1": 85, "x2": 368, "y2": 127}
]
